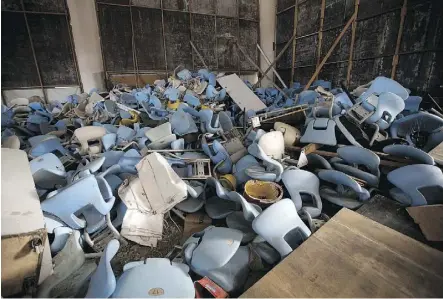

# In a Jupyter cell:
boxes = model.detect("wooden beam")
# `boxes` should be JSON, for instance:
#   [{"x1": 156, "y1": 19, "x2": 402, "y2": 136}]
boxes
[
  {"x1": 346, "y1": 0, "x2": 360, "y2": 85},
  {"x1": 303, "y1": 12, "x2": 357, "y2": 91},
  {"x1": 391, "y1": 0, "x2": 408, "y2": 79},
  {"x1": 190, "y1": 40, "x2": 208, "y2": 69},
  {"x1": 257, "y1": 44, "x2": 288, "y2": 88},
  {"x1": 253, "y1": 23, "x2": 299, "y2": 88},
  {"x1": 315, "y1": 0, "x2": 326, "y2": 77},
  {"x1": 286, "y1": 146, "x2": 411, "y2": 168},
  {"x1": 290, "y1": 0, "x2": 299, "y2": 84}
]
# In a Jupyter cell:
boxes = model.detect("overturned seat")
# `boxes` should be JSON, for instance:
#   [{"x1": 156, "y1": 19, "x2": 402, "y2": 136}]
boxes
[
  {"x1": 183, "y1": 226, "x2": 250, "y2": 293},
  {"x1": 318, "y1": 169, "x2": 370, "y2": 209},
  {"x1": 330, "y1": 146, "x2": 381, "y2": 187},
  {"x1": 387, "y1": 164, "x2": 443, "y2": 206}
]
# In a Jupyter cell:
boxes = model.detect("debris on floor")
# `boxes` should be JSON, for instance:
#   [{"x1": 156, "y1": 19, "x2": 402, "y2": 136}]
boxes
[{"x1": 2, "y1": 67, "x2": 443, "y2": 297}]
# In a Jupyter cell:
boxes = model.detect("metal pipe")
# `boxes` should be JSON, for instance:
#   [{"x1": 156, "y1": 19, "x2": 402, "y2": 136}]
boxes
[{"x1": 256, "y1": 44, "x2": 287, "y2": 88}]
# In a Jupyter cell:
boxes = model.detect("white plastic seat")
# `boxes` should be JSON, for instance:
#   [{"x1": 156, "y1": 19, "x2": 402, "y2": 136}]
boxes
[{"x1": 252, "y1": 198, "x2": 311, "y2": 258}]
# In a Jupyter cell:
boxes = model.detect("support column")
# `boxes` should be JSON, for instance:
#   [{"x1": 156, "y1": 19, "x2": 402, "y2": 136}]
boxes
[
  {"x1": 259, "y1": 0, "x2": 276, "y2": 87},
  {"x1": 67, "y1": 0, "x2": 105, "y2": 92}
]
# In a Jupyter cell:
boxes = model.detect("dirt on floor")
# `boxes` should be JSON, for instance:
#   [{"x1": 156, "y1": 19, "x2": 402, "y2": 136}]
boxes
[{"x1": 110, "y1": 215, "x2": 183, "y2": 275}]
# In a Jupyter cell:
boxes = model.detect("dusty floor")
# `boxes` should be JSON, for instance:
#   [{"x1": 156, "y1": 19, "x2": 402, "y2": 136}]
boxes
[{"x1": 111, "y1": 216, "x2": 183, "y2": 275}]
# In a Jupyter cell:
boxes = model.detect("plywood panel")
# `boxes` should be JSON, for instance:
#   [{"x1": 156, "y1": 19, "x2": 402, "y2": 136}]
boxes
[
  {"x1": 320, "y1": 25, "x2": 351, "y2": 63},
  {"x1": 318, "y1": 61, "x2": 348, "y2": 87},
  {"x1": 276, "y1": 43, "x2": 292, "y2": 69},
  {"x1": 296, "y1": 0, "x2": 321, "y2": 37},
  {"x1": 1, "y1": 12, "x2": 40, "y2": 87},
  {"x1": 216, "y1": 0, "x2": 237, "y2": 17},
  {"x1": 98, "y1": 0, "x2": 129, "y2": 4},
  {"x1": 277, "y1": 0, "x2": 295, "y2": 12},
  {"x1": 354, "y1": 10, "x2": 400, "y2": 60},
  {"x1": 163, "y1": 10, "x2": 192, "y2": 70},
  {"x1": 190, "y1": 0, "x2": 215, "y2": 14},
  {"x1": 400, "y1": 2, "x2": 431, "y2": 53},
  {"x1": 323, "y1": 0, "x2": 346, "y2": 30},
  {"x1": 242, "y1": 209, "x2": 443, "y2": 298},
  {"x1": 131, "y1": 0, "x2": 161, "y2": 8},
  {"x1": 191, "y1": 14, "x2": 216, "y2": 69},
  {"x1": 276, "y1": 7, "x2": 294, "y2": 44},
  {"x1": 216, "y1": 17, "x2": 238, "y2": 70},
  {"x1": 239, "y1": 0, "x2": 258, "y2": 20},
  {"x1": 395, "y1": 52, "x2": 434, "y2": 92},
  {"x1": 162, "y1": 0, "x2": 188, "y2": 10},
  {"x1": 98, "y1": 4, "x2": 134, "y2": 71},
  {"x1": 27, "y1": 14, "x2": 77, "y2": 85},
  {"x1": 133, "y1": 7, "x2": 165, "y2": 70},
  {"x1": 293, "y1": 66, "x2": 316, "y2": 85},
  {"x1": 1, "y1": 0, "x2": 21, "y2": 10},
  {"x1": 294, "y1": 35, "x2": 318, "y2": 67},
  {"x1": 239, "y1": 19, "x2": 258, "y2": 70},
  {"x1": 22, "y1": 0, "x2": 66, "y2": 12}
]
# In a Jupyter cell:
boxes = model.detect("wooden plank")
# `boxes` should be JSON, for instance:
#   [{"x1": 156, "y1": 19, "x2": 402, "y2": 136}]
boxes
[
  {"x1": 346, "y1": 0, "x2": 359, "y2": 85},
  {"x1": 429, "y1": 141, "x2": 443, "y2": 166},
  {"x1": 303, "y1": 11, "x2": 356, "y2": 91},
  {"x1": 391, "y1": 0, "x2": 408, "y2": 79},
  {"x1": 217, "y1": 74, "x2": 267, "y2": 111},
  {"x1": 407, "y1": 205, "x2": 443, "y2": 242},
  {"x1": 290, "y1": 0, "x2": 299, "y2": 84},
  {"x1": 315, "y1": 0, "x2": 326, "y2": 74},
  {"x1": 242, "y1": 209, "x2": 443, "y2": 298}
]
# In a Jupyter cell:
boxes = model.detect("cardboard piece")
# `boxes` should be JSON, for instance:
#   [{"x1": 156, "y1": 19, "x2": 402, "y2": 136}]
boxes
[{"x1": 407, "y1": 205, "x2": 443, "y2": 242}]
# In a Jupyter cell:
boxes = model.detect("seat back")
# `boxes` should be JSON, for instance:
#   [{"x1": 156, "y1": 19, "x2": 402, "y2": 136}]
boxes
[
  {"x1": 252, "y1": 198, "x2": 311, "y2": 258},
  {"x1": 86, "y1": 239, "x2": 120, "y2": 298}
]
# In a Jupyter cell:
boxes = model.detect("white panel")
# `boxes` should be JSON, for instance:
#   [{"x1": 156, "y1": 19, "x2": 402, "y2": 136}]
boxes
[
  {"x1": 45, "y1": 87, "x2": 81, "y2": 104},
  {"x1": 217, "y1": 74, "x2": 267, "y2": 111},
  {"x1": 2, "y1": 89, "x2": 44, "y2": 106}
]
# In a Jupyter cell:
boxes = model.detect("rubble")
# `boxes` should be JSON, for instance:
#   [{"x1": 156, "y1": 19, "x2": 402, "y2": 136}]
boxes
[{"x1": 2, "y1": 67, "x2": 443, "y2": 297}]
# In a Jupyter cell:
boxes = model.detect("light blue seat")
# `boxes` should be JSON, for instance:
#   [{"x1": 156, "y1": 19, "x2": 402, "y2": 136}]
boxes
[
  {"x1": 318, "y1": 169, "x2": 370, "y2": 209},
  {"x1": 387, "y1": 164, "x2": 443, "y2": 206}
]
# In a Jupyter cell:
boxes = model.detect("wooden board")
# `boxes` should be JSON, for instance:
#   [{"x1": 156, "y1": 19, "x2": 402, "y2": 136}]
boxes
[
  {"x1": 217, "y1": 74, "x2": 267, "y2": 112},
  {"x1": 407, "y1": 205, "x2": 443, "y2": 242},
  {"x1": 429, "y1": 141, "x2": 443, "y2": 166},
  {"x1": 241, "y1": 208, "x2": 443, "y2": 298}
]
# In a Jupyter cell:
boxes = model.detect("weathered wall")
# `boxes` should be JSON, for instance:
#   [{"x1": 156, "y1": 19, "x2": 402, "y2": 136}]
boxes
[
  {"x1": 275, "y1": 0, "x2": 443, "y2": 93},
  {"x1": 96, "y1": 0, "x2": 260, "y2": 86}
]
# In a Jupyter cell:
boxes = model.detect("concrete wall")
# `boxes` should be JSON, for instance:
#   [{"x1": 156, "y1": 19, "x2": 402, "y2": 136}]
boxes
[
  {"x1": 67, "y1": 0, "x2": 105, "y2": 92},
  {"x1": 259, "y1": 0, "x2": 277, "y2": 87}
]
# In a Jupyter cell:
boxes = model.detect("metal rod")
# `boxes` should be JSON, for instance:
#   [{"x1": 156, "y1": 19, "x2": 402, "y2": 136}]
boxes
[
  {"x1": 303, "y1": 12, "x2": 357, "y2": 91},
  {"x1": 316, "y1": 0, "x2": 326, "y2": 75},
  {"x1": 391, "y1": 0, "x2": 407, "y2": 79},
  {"x1": 346, "y1": 0, "x2": 360, "y2": 85},
  {"x1": 256, "y1": 44, "x2": 287, "y2": 88},
  {"x1": 290, "y1": 0, "x2": 299, "y2": 84},
  {"x1": 235, "y1": 41, "x2": 289, "y2": 98},
  {"x1": 19, "y1": 0, "x2": 46, "y2": 103},
  {"x1": 253, "y1": 25, "x2": 299, "y2": 88},
  {"x1": 190, "y1": 40, "x2": 208, "y2": 69}
]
